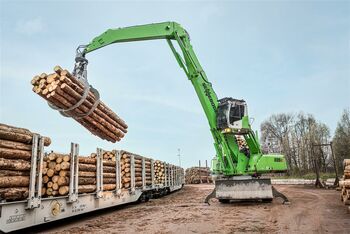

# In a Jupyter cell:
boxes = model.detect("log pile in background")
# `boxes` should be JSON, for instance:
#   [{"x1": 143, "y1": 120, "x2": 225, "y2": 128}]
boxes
[
  {"x1": 120, "y1": 152, "x2": 152, "y2": 189},
  {"x1": 340, "y1": 159, "x2": 350, "y2": 207},
  {"x1": 154, "y1": 160, "x2": 165, "y2": 184},
  {"x1": 185, "y1": 167, "x2": 212, "y2": 184},
  {"x1": 42, "y1": 151, "x2": 117, "y2": 197},
  {"x1": 236, "y1": 136, "x2": 248, "y2": 149},
  {"x1": 31, "y1": 66, "x2": 128, "y2": 143},
  {"x1": 0, "y1": 123, "x2": 51, "y2": 201}
]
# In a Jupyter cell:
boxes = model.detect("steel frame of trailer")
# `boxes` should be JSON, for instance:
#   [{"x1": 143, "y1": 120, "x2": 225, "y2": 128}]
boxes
[{"x1": 0, "y1": 136, "x2": 184, "y2": 233}]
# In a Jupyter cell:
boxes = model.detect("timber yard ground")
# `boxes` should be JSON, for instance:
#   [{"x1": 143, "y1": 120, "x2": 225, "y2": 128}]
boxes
[{"x1": 25, "y1": 184, "x2": 349, "y2": 234}]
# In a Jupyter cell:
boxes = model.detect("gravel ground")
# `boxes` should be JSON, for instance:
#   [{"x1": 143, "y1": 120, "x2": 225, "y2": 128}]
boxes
[{"x1": 27, "y1": 184, "x2": 350, "y2": 234}]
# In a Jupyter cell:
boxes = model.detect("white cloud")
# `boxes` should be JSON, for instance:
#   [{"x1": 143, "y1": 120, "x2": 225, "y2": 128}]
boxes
[{"x1": 15, "y1": 17, "x2": 45, "y2": 35}]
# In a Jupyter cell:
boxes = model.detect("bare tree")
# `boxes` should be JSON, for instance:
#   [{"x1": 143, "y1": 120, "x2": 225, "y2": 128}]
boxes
[
  {"x1": 333, "y1": 108, "x2": 350, "y2": 173},
  {"x1": 261, "y1": 112, "x2": 331, "y2": 175}
]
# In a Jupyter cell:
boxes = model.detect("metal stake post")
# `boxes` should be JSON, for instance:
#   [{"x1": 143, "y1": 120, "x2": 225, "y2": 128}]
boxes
[
  {"x1": 151, "y1": 159, "x2": 155, "y2": 189},
  {"x1": 142, "y1": 157, "x2": 146, "y2": 189},
  {"x1": 26, "y1": 134, "x2": 44, "y2": 209},
  {"x1": 130, "y1": 155, "x2": 135, "y2": 193},
  {"x1": 114, "y1": 150, "x2": 121, "y2": 195},
  {"x1": 68, "y1": 143, "x2": 79, "y2": 203},
  {"x1": 164, "y1": 162, "x2": 167, "y2": 187},
  {"x1": 96, "y1": 148, "x2": 103, "y2": 198}
]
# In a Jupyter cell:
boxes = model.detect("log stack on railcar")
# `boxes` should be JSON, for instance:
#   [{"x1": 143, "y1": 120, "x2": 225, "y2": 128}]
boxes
[
  {"x1": 0, "y1": 123, "x2": 51, "y2": 201},
  {"x1": 0, "y1": 122, "x2": 185, "y2": 232}
]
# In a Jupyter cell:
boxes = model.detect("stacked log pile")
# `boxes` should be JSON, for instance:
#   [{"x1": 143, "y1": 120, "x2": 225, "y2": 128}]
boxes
[
  {"x1": 154, "y1": 160, "x2": 165, "y2": 184},
  {"x1": 31, "y1": 66, "x2": 128, "y2": 143},
  {"x1": 42, "y1": 151, "x2": 117, "y2": 197},
  {"x1": 90, "y1": 150, "x2": 116, "y2": 162},
  {"x1": 120, "y1": 152, "x2": 152, "y2": 189},
  {"x1": 0, "y1": 123, "x2": 51, "y2": 201},
  {"x1": 340, "y1": 159, "x2": 350, "y2": 207},
  {"x1": 185, "y1": 167, "x2": 212, "y2": 184}
]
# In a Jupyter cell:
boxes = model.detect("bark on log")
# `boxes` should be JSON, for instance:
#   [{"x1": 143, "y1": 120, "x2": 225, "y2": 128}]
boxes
[
  {"x1": 0, "y1": 140, "x2": 32, "y2": 151},
  {"x1": 78, "y1": 184, "x2": 117, "y2": 193},
  {"x1": 58, "y1": 77, "x2": 127, "y2": 129},
  {"x1": 0, "y1": 169, "x2": 30, "y2": 176},
  {"x1": 78, "y1": 163, "x2": 116, "y2": 173},
  {"x1": 56, "y1": 86, "x2": 125, "y2": 138},
  {"x1": 78, "y1": 157, "x2": 116, "y2": 166},
  {"x1": 65, "y1": 171, "x2": 116, "y2": 178},
  {"x1": 46, "y1": 93, "x2": 111, "y2": 141},
  {"x1": 0, "y1": 187, "x2": 28, "y2": 200},
  {"x1": 48, "y1": 92, "x2": 117, "y2": 142},
  {"x1": 0, "y1": 124, "x2": 51, "y2": 146},
  {"x1": 0, "y1": 158, "x2": 31, "y2": 171},
  {"x1": 0, "y1": 176, "x2": 30, "y2": 188},
  {"x1": 55, "y1": 87, "x2": 124, "y2": 139},
  {"x1": 78, "y1": 177, "x2": 117, "y2": 185},
  {"x1": 32, "y1": 68, "x2": 128, "y2": 143},
  {"x1": 78, "y1": 185, "x2": 96, "y2": 193}
]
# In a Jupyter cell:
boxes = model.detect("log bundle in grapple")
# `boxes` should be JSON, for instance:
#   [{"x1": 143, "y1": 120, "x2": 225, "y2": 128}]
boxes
[
  {"x1": 31, "y1": 66, "x2": 127, "y2": 142},
  {"x1": 0, "y1": 123, "x2": 51, "y2": 201},
  {"x1": 340, "y1": 159, "x2": 350, "y2": 207},
  {"x1": 185, "y1": 167, "x2": 212, "y2": 184}
]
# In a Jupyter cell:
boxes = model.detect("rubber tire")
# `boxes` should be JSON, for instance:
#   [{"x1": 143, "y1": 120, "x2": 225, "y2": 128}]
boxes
[{"x1": 262, "y1": 198, "x2": 273, "y2": 203}]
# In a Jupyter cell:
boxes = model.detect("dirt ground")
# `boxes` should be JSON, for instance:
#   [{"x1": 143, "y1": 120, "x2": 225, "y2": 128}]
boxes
[{"x1": 32, "y1": 184, "x2": 349, "y2": 234}]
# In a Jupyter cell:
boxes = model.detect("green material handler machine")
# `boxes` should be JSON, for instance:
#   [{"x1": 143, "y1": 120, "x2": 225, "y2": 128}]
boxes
[{"x1": 72, "y1": 22, "x2": 289, "y2": 203}]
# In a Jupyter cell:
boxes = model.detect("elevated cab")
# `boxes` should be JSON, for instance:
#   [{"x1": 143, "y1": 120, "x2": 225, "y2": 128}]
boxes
[{"x1": 216, "y1": 98, "x2": 250, "y2": 133}]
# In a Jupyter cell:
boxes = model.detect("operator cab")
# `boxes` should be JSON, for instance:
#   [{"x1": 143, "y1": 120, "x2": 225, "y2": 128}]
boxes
[{"x1": 216, "y1": 98, "x2": 248, "y2": 132}]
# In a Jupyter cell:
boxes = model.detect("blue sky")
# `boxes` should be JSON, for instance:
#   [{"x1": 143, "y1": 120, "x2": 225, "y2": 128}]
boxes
[{"x1": 0, "y1": 1, "x2": 349, "y2": 168}]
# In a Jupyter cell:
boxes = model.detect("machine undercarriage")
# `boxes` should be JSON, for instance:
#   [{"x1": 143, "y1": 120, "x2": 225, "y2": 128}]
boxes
[{"x1": 205, "y1": 176, "x2": 290, "y2": 204}]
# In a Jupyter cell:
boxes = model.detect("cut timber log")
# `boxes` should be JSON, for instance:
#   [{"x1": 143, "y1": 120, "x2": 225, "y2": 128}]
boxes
[
  {"x1": 78, "y1": 157, "x2": 116, "y2": 166},
  {"x1": 0, "y1": 187, "x2": 29, "y2": 200},
  {"x1": 0, "y1": 140, "x2": 32, "y2": 151},
  {"x1": 78, "y1": 163, "x2": 116, "y2": 173},
  {"x1": 78, "y1": 185, "x2": 96, "y2": 193},
  {"x1": 65, "y1": 171, "x2": 116, "y2": 178},
  {"x1": 0, "y1": 170, "x2": 30, "y2": 176},
  {"x1": 0, "y1": 176, "x2": 30, "y2": 188},
  {"x1": 0, "y1": 148, "x2": 32, "y2": 160},
  {"x1": 0, "y1": 158, "x2": 31, "y2": 171},
  {"x1": 0, "y1": 124, "x2": 51, "y2": 146}
]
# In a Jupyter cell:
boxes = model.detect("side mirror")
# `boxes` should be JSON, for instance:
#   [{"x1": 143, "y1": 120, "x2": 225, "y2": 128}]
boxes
[{"x1": 249, "y1": 117, "x2": 255, "y2": 125}]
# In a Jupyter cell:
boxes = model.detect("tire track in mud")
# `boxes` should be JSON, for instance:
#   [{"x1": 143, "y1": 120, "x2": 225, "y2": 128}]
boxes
[{"x1": 33, "y1": 185, "x2": 349, "y2": 234}]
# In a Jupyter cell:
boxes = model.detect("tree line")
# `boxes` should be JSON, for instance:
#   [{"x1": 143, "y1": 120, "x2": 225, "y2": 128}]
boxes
[{"x1": 260, "y1": 109, "x2": 350, "y2": 176}]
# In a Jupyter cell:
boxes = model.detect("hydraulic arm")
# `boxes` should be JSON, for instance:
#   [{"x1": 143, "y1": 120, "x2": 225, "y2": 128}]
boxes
[{"x1": 73, "y1": 22, "x2": 288, "y2": 202}]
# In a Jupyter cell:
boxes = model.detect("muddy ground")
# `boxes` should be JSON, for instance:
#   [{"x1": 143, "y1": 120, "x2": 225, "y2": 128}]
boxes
[{"x1": 30, "y1": 184, "x2": 349, "y2": 234}]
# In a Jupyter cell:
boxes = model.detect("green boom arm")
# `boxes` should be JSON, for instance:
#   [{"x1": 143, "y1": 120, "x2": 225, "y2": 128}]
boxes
[{"x1": 81, "y1": 22, "x2": 287, "y2": 176}]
